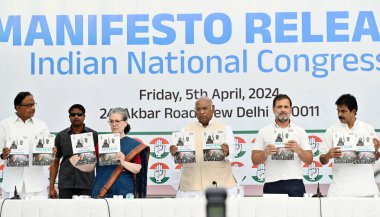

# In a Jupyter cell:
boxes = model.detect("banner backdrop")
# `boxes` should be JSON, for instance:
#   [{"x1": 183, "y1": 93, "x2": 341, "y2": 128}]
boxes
[{"x1": 1, "y1": 0, "x2": 380, "y2": 192}]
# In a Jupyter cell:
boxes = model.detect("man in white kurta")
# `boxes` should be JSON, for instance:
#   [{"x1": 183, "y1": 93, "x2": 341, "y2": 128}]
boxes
[
  {"x1": 169, "y1": 97, "x2": 237, "y2": 198},
  {"x1": 0, "y1": 92, "x2": 50, "y2": 198},
  {"x1": 320, "y1": 94, "x2": 380, "y2": 197}
]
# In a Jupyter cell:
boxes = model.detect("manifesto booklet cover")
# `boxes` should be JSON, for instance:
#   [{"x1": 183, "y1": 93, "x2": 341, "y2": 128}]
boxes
[
  {"x1": 272, "y1": 128, "x2": 294, "y2": 160},
  {"x1": 333, "y1": 132, "x2": 356, "y2": 164},
  {"x1": 98, "y1": 133, "x2": 121, "y2": 166},
  {"x1": 202, "y1": 131, "x2": 225, "y2": 161},
  {"x1": 71, "y1": 132, "x2": 96, "y2": 165},
  {"x1": 172, "y1": 131, "x2": 196, "y2": 164},
  {"x1": 355, "y1": 132, "x2": 376, "y2": 164},
  {"x1": 32, "y1": 134, "x2": 55, "y2": 166},
  {"x1": 6, "y1": 136, "x2": 29, "y2": 167}
]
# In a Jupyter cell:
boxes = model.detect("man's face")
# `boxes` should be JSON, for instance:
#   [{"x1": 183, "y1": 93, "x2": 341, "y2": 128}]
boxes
[
  {"x1": 273, "y1": 98, "x2": 291, "y2": 123},
  {"x1": 15, "y1": 95, "x2": 36, "y2": 121},
  {"x1": 195, "y1": 99, "x2": 214, "y2": 126},
  {"x1": 69, "y1": 108, "x2": 85, "y2": 127},
  {"x1": 337, "y1": 104, "x2": 356, "y2": 124}
]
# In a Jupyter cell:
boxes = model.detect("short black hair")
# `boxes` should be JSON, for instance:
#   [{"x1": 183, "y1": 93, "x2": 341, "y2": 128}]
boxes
[
  {"x1": 14, "y1": 91, "x2": 32, "y2": 109},
  {"x1": 335, "y1": 94, "x2": 358, "y2": 114},
  {"x1": 272, "y1": 94, "x2": 292, "y2": 108},
  {"x1": 68, "y1": 104, "x2": 86, "y2": 114}
]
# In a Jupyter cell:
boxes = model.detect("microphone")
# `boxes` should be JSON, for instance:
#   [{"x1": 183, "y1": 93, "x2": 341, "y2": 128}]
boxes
[
  {"x1": 312, "y1": 182, "x2": 323, "y2": 197},
  {"x1": 212, "y1": 181, "x2": 218, "y2": 188},
  {"x1": 11, "y1": 186, "x2": 21, "y2": 200}
]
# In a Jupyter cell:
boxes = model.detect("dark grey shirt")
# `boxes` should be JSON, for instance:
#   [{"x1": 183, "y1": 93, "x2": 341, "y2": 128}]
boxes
[{"x1": 55, "y1": 125, "x2": 98, "y2": 189}]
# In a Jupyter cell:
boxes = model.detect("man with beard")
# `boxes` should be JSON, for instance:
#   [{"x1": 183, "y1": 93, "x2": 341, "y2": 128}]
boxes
[
  {"x1": 252, "y1": 94, "x2": 313, "y2": 197},
  {"x1": 0, "y1": 92, "x2": 51, "y2": 198},
  {"x1": 320, "y1": 94, "x2": 380, "y2": 197},
  {"x1": 49, "y1": 104, "x2": 98, "y2": 199}
]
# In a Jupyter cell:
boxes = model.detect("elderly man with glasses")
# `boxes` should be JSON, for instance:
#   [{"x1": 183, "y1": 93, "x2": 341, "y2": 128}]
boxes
[
  {"x1": 0, "y1": 91, "x2": 51, "y2": 198},
  {"x1": 49, "y1": 104, "x2": 98, "y2": 199}
]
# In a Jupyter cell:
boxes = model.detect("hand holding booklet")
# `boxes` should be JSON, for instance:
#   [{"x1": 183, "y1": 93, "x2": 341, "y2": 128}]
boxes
[
  {"x1": 271, "y1": 128, "x2": 294, "y2": 160},
  {"x1": 202, "y1": 131, "x2": 225, "y2": 161},
  {"x1": 70, "y1": 132, "x2": 96, "y2": 166},
  {"x1": 172, "y1": 131, "x2": 196, "y2": 164},
  {"x1": 98, "y1": 133, "x2": 121, "y2": 166}
]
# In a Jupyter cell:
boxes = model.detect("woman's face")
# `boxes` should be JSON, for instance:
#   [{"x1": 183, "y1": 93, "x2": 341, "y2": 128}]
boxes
[{"x1": 109, "y1": 113, "x2": 127, "y2": 134}]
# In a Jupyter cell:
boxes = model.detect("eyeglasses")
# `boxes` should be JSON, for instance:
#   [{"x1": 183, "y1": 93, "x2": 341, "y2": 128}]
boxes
[
  {"x1": 19, "y1": 103, "x2": 37, "y2": 108},
  {"x1": 70, "y1": 113, "x2": 84, "y2": 117},
  {"x1": 108, "y1": 120, "x2": 124, "y2": 125}
]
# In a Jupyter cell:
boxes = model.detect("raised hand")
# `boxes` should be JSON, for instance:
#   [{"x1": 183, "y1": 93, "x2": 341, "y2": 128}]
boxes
[
  {"x1": 234, "y1": 138, "x2": 242, "y2": 157},
  {"x1": 154, "y1": 139, "x2": 165, "y2": 157},
  {"x1": 154, "y1": 164, "x2": 166, "y2": 182},
  {"x1": 309, "y1": 137, "x2": 319, "y2": 155},
  {"x1": 308, "y1": 162, "x2": 319, "y2": 181},
  {"x1": 256, "y1": 164, "x2": 265, "y2": 182}
]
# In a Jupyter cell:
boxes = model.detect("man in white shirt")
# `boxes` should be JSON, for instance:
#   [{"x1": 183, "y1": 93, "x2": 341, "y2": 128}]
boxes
[
  {"x1": 252, "y1": 94, "x2": 313, "y2": 197},
  {"x1": 320, "y1": 94, "x2": 380, "y2": 197},
  {"x1": 0, "y1": 92, "x2": 50, "y2": 198},
  {"x1": 169, "y1": 97, "x2": 237, "y2": 198}
]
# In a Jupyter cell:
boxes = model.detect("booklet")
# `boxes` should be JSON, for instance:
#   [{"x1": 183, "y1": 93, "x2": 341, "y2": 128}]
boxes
[
  {"x1": 271, "y1": 128, "x2": 294, "y2": 160},
  {"x1": 6, "y1": 136, "x2": 29, "y2": 167},
  {"x1": 355, "y1": 132, "x2": 376, "y2": 164},
  {"x1": 202, "y1": 131, "x2": 225, "y2": 161},
  {"x1": 32, "y1": 134, "x2": 55, "y2": 166},
  {"x1": 172, "y1": 131, "x2": 196, "y2": 164},
  {"x1": 71, "y1": 132, "x2": 96, "y2": 166},
  {"x1": 98, "y1": 133, "x2": 121, "y2": 166},
  {"x1": 333, "y1": 132, "x2": 356, "y2": 164}
]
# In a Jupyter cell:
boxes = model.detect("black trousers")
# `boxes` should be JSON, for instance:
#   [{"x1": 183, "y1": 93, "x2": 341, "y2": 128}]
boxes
[
  {"x1": 59, "y1": 188, "x2": 92, "y2": 199},
  {"x1": 263, "y1": 179, "x2": 306, "y2": 197}
]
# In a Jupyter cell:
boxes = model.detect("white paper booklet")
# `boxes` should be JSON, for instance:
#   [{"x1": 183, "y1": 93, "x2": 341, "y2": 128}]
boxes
[{"x1": 172, "y1": 131, "x2": 196, "y2": 164}]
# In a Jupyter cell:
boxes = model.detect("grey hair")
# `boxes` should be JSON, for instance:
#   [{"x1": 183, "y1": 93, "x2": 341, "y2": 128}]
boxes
[
  {"x1": 195, "y1": 96, "x2": 213, "y2": 106},
  {"x1": 108, "y1": 107, "x2": 128, "y2": 121}
]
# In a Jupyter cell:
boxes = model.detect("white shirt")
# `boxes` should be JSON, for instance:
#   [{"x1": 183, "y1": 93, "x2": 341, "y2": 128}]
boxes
[
  {"x1": 321, "y1": 120, "x2": 379, "y2": 197},
  {"x1": 0, "y1": 115, "x2": 49, "y2": 193},
  {"x1": 253, "y1": 122, "x2": 311, "y2": 183}
]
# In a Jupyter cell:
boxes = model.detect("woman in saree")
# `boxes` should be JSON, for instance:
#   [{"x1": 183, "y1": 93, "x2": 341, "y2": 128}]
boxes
[{"x1": 71, "y1": 107, "x2": 150, "y2": 198}]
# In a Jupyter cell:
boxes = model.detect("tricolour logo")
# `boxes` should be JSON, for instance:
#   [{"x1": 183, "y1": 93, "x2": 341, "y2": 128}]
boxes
[
  {"x1": 149, "y1": 162, "x2": 170, "y2": 184},
  {"x1": 308, "y1": 135, "x2": 322, "y2": 157},
  {"x1": 252, "y1": 164, "x2": 265, "y2": 183},
  {"x1": 149, "y1": 137, "x2": 170, "y2": 159},
  {"x1": 234, "y1": 137, "x2": 246, "y2": 158},
  {"x1": 303, "y1": 161, "x2": 323, "y2": 182}
]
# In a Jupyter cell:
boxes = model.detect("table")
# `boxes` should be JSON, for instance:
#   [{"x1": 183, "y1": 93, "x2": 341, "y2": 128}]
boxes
[{"x1": 1, "y1": 197, "x2": 380, "y2": 217}]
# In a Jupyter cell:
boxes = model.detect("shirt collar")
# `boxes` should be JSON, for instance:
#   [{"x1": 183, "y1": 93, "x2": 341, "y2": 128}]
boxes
[
  {"x1": 274, "y1": 120, "x2": 291, "y2": 129},
  {"x1": 66, "y1": 124, "x2": 87, "y2": 134},
  {"x1": 13, "y1": 114, "x2": 34, "y2": 124}
]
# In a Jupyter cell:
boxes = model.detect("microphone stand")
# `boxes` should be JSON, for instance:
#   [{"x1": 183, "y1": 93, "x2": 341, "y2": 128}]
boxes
[
  {"x1": 10, "y1": 186, "x2": 20, "y2": 200},
  {"x1": 312, "y1": 183, "x2": 323, "y2": 197}
]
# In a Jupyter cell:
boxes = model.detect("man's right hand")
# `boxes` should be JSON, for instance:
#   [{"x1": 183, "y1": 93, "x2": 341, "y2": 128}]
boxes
[
  {"x1": 49, "y1": 187, "x2": 58, "y2": 199},
  {"x1": 169, "y1": 145, "x2": 178, "y2": 156},
  {"x1": 1, "y1": 147, "x2": 10, "y2": 160},
  {"x1": 264, "y1": 144, "x2": 277, "y2": 157}
]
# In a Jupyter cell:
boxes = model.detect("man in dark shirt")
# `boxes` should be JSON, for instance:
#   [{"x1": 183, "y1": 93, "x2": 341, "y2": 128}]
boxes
[{"x1": 49, "y1": 104, "x2": 98, "y2": 199}]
